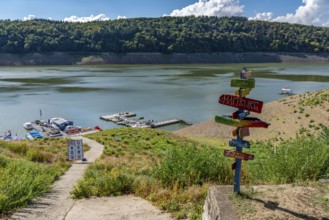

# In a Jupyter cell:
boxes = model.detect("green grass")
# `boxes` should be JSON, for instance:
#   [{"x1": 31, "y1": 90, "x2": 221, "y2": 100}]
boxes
[
  {"x1": 72, "y1": 127, "x2": 329, "y2": 219},
  {"x1": 0, "y1": 138, "x2": 71, "y2": 217},
  {"x1": 298, "y1": 89, "x2": 329, "y2": 106},
  {"x1": 245, "y1": 127, "x2": 329, "y2": 184}
]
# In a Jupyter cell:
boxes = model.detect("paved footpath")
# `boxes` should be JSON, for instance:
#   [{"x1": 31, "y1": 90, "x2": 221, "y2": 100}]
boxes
[{"x1": 10, "y1": 136, "x2": 172, "y2": 220}]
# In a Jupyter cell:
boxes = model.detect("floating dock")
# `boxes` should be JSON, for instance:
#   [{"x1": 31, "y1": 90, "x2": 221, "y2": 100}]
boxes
[
  {"x1": 101, "y1": 112, "x2": 191, "y2": 129},
  {"x1": 100, "y1": 112, "x2": 137, "y2": 121},
  {"x1": 151, "y1": 119, "x2": 181, "y2": 128}
]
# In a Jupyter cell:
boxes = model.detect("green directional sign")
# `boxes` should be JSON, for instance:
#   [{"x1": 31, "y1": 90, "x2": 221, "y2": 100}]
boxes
[
  {"x1": 215, "y1": 115, "x2": 240, "y2": 127},
  {"x1": 231, "y1": 78, "x2": 255, "y2": 88}
]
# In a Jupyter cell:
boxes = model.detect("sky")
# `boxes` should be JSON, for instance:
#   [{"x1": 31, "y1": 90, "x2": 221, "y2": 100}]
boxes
[{"x1": 0, "y1": 0, "x2": 328, "y2": 27}]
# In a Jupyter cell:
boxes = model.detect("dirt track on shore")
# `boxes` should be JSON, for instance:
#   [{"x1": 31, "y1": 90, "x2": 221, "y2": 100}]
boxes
[{"x1": 10, "y1": 136, "x2": 172, "y2": 220}]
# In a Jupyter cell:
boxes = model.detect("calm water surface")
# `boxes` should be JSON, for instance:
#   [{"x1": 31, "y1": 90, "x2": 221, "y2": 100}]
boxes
[{"x1": 0, "y1": 63, "x2": 328, "y2": 137}]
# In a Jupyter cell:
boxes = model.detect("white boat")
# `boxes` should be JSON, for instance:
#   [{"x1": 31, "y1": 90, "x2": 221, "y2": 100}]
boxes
[
  {"x1": 23, "y1": 122, "x2": 34, "y2": 130},
  {"x1": 280, "y1": 86, "x2": 293, "y2": 95}
]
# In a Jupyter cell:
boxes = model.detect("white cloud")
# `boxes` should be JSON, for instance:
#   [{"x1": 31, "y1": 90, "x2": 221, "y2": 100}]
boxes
[
  {"x1": 23, "y1": 14, "x2": 36, "y2": 21},
  {"x1": 63, "y1": 14, "x2": 110, "y2": 23},
  {"x1": 249, "y1": 0, "x2": 329, "y2": 27},
  {"x1": 117, "y1": 15, "x2": 127, "y2": 19},
  {"x1": 169, "y1": 0, "x2": 244, "y2": 17},
  {"x1": 249, "y1": 12, "x2": 273, "y2": 21}
]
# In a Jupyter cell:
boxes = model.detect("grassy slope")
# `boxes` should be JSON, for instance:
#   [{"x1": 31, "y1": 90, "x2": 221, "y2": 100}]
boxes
[
  {"x1": 73, "y1": 124, "x2": 329, "y2": 219},
  {"x1": 175, "y1": 89, "x2": 329, "y2": 145},
  {"x1": 0, "y1": 138, "x2": 71, "y2": 217}
]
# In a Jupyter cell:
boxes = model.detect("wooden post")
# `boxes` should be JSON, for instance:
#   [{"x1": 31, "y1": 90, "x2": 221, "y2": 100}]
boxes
[
  {"x1": 234, "y1": 130, "x2": 243, "y2": 192},
  {"x1": 234, "y1": 89, "x2": 244, "y2": 193}
]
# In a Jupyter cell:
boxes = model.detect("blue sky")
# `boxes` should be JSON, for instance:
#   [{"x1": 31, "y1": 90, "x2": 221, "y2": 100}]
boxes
[{"x1": 0, "y1": 0, "x2": 328, "y2": 26}]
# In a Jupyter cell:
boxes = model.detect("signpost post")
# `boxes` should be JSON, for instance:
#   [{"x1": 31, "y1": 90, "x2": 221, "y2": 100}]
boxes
[{"x1": 215, "y1": 67, "x2": 270, "y2": 193}]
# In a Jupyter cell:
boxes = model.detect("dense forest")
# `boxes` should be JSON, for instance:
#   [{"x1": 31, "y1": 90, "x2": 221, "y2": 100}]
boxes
[{"x1": 0, "y1": 16, "x2": 328, "y2": 54}]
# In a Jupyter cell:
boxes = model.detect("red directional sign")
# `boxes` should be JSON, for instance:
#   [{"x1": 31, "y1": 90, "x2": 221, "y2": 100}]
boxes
[
  {"x1": 218, "y1": 94, "x2": 263, "y2": 113},
  {"x1": 224, "y1": 149, "x2": 254, "y2": 161}
]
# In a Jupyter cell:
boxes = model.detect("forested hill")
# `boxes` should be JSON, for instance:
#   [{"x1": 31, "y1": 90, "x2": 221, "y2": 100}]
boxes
[{"x1": 1, "y1": 16, "x2": 329, "y2": 54}]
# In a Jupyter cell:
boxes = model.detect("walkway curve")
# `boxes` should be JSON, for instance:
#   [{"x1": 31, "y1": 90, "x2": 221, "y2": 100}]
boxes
[
  {"x1": 10, "y1": 136, "x2": 172, "y2": 220},
  {"x1": 10, "y1": 136, "x2": 104, "y2": 220}
]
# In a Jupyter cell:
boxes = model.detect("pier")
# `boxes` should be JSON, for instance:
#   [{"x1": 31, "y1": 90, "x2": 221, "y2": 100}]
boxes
[
  {"x1": 151, "y1": 119, "x2": 181, "y2": 128},
  {"x1": 100, "y1": 112, "x2": 137, "y2": 121},
  {"x1": 100, "y1": 112, "x2": 191, "y2": 129}
]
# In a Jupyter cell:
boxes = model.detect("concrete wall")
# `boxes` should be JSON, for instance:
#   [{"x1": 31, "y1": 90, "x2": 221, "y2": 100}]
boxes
[{"x1": 202, "y1": 186, "x2": 238, "y2": 220}]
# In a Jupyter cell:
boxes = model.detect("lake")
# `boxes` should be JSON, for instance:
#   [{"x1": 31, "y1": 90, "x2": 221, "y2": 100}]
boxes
[{"x1": 0, "y1": 63, "x2": 328, "y2": 137}]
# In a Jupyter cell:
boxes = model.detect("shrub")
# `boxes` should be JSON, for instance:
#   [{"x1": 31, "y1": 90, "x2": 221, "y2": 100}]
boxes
[
  {"x1": 154, "y1": 145, "x2": 232, "y2": 188},
  {"x1": 246, "y1": 128, "x2": 329, "y2": 184},
  {"x1": 0, "y1": 158, "x2": 59, "y2": 214}
]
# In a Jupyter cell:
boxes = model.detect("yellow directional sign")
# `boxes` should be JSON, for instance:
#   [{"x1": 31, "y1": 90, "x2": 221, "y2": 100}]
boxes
[{"x1": 235, "y1": 88, "x2": 251, "y2": 97}]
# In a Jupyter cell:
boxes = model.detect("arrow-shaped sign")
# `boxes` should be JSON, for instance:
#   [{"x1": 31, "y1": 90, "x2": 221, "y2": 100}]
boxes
[
  {"x1": 219, "y1": 94, "x2": 263, "y2": 113},
  {"x1": 232, "y1": 110, "x2": 250, "y2": 119},
  {"x1": 215, "y1": 115, "x2": 270, "y2": 128},
  {"x1": 231, "y1": 78, "x2": 255, "y2": 88},
  {"x1": 229, "y1": 139, "x2": 251, "y2": 148},
  {"x1": 232, "y1": 127, "x2": 250, "y2": 137},
  {"x1": 224, "y1": 149, "x2": 254, "y2": 161},
  {"x1": 235, "y1": 88, "x2": 251, "y2": 97}
]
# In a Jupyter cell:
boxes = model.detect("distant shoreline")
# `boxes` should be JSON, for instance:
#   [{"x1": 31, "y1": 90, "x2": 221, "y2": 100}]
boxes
[{"x1": 0, "y1": 52, "x2": 329, "y2": 66}]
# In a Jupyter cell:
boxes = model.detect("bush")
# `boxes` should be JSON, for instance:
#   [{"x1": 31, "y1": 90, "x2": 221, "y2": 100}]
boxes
[
  {"x1": 0, "y1": 158, "x2": 59, "y2": 214},
  {"x1": 246, "y1": 127, "x2": 329, "y2": 184},
  {"x1": 154, "y1": 145, "x2": 232, "y2": 188},
  {"x1": 72, "y1": 163, "x2": 134, "y2": 198}
]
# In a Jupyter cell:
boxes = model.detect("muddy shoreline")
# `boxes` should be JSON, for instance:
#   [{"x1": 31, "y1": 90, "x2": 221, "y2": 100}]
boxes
[{"x1": 0, "y1": 52, "x2": 329, "y2": 66}]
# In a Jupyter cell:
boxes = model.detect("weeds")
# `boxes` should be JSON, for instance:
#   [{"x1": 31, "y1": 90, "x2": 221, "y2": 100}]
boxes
[
  {"x1": 70, "y1": 127, "x2": 329, "y2": 219},
  {"x1": 0, "y1": 139, "x2": 70, "y2": 217}
]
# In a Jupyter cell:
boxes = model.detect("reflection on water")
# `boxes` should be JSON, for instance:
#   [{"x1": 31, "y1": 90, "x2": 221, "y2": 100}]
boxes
[{"x1": 0, "y1": 63, "x2": 328, "y2": 137}]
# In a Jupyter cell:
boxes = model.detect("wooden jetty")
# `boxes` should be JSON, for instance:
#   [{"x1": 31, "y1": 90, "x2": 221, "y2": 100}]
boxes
[
  {"x1": 151, "y1": 119, "x2": 181, "y2": 128},
  {"x1": 100, "y1": 112, "x2": 137, "y2": 121}
]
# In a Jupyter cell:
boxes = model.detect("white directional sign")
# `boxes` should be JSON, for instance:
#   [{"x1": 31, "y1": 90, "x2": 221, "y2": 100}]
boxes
[{"x1": 68, "y1": 139, "x2": 84, "y2": 161}]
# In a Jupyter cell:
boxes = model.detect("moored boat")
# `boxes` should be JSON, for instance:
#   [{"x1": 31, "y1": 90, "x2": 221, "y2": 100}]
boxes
[
  {"x1": 26, "y1": 130, "x2": 43, "y2": 140},
  {"x1": 23, "y1": 122, "x2": 34, "y2": 130}
]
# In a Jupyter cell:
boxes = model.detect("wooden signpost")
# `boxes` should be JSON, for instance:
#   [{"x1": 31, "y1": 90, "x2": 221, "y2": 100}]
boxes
[{"x1": 215, "y1": 67, "x2": 270, "y2": 193}]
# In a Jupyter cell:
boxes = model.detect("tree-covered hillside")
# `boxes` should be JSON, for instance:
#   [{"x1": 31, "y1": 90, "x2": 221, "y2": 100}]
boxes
[{"x1": 0, "y1": 16, "x2": 328, "y2": 54}]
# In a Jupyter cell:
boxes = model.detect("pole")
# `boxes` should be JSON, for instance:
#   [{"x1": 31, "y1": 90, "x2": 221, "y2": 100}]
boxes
[
  {"x1": 234, "y1": 71, "x2": 246, "y2": 193},
  {"x1": 234, "y1": 130, "x2": 242, "y2": 192}
]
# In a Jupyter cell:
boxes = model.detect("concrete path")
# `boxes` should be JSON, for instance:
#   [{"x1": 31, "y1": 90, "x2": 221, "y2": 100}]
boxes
[{"x1": 10, "y1": 136, "x2": 172, "y2": 220}]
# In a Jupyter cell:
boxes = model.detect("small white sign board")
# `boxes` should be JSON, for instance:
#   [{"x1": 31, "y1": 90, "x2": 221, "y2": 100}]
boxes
[{"x1": 68, "y1": 139, "x2": 84, "y2": 161}]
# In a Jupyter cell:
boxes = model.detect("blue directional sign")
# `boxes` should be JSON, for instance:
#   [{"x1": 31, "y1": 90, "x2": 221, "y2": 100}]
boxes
[{"x1": 229, "y1": 139, "x2": 251, "y2": 148}]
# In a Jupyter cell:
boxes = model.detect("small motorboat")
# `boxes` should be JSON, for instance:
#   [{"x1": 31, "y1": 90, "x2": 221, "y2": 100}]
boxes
[
  {"x1": 64, "y1": 125, "x2": 81, "y2": 134},
  {"x1": 23, "y1": 122, "x2": 34, "y2": 130},
  {"x1": 26, "y1": 130, "x2": 43, "y2": 140},
  {"x1": 47, "y1": 129, "x2": 63, "y2": 137},
  {"x1": 280, "y1": 86, "x2": 293, "y2": 95}
]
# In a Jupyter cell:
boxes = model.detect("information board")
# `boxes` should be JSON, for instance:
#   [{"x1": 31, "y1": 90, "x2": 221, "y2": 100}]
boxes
[{"x1": 67, "y1": 139, "x2": 84, "y2": 161}]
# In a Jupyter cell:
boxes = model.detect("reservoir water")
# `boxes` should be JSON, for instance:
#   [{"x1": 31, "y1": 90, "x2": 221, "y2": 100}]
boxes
[{"x1": 0, "y1": 63, "x2": 328, "y2": 137}]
